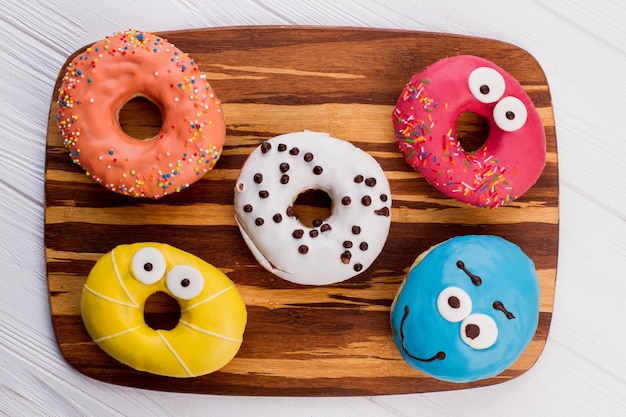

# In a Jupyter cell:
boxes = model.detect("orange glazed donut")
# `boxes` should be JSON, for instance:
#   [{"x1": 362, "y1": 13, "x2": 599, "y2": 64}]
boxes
[{"x1": 57, "y1": 29, "x2": 226, "y2": 198}]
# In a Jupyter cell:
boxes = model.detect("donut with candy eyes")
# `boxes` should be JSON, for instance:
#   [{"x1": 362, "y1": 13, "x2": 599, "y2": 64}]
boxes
[
  {"x1": 392, "y1": 55, "x2": 546, "y2": 208},
  {"x1": 234, "y1": 131, "x2": 392, "y2": 286},
  {"x1": 390, "y1": 235, "x2": 540, "y2": 383},
  {"x1": 80, "y1": 242, "x2": 247, "y2": 378}
]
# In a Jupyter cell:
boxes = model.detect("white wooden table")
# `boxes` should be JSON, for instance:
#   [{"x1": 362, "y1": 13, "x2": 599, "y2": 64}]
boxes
[{"x1": 1, "y1": 0, "x2": 625, "y2": 415}]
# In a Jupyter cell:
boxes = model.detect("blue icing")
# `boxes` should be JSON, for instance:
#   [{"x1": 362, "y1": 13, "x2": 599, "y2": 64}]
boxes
[{"x1": 390, "y1": 235, "x2": 539, "y2": 383}]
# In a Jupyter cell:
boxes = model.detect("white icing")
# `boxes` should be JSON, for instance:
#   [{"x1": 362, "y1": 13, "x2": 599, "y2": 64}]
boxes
[
  {"x1": 493, "y1": 96, "x2": 528, "y2": 132},
  {"x1": 436, "y1": 287, "x2": 472, "y2": 322},
  {"x1": 179, "y1": 319, "x2": 243, "y2": 342},
  {"x1": 157, "y1": 331, "x2": 193, "y2": 377},
  {"x1": 180, "y1": 285, "x2": 234, "y2": 312},
  {"x1": 460, "y1": 313, "x2": 498, "y2": 350},
  {"x1": 234, "y1": 131, "x2": 392, "y2": 285},
  {"x1": 468, "y1": 66, "x2": 506, "y2": 104},
  {"x1": 83, "y1": 284, "x2": 139, "y2": 309}
]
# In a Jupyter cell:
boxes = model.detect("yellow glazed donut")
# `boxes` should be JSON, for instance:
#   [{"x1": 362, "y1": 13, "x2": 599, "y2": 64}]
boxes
[{"x1": 81, "y1": 242, "x2": 247, "y2": 378}]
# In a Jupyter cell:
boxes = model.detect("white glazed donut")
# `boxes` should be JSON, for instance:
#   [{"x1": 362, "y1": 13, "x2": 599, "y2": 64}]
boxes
[{"x1": 234, "y1": 131, "x2": 392, "y2": 285}]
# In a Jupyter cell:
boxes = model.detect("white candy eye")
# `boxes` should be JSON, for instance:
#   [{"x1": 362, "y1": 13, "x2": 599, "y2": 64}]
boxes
[
  {"x1": 166, "y1": 265, "x2": 204, "y2": 300},
  {"x1": 468, "y1": 66, "x2": 506, "y2": 103},
  {"x1": 460, "y1": 313, "x2": 498, "y2": 350},
  {"x1": 131, "y1": 247, "x2": 167, "y2": 285},
  {"x1": 493, "y1": 96, "x2": 528, "y2": 132},
  {"x1": 437, "y1": 287, "x2": 472, "y2": 322}
]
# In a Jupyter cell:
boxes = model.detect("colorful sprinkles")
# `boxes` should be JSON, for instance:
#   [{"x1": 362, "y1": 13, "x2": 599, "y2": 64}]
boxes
[
  {"x1": 394, "y1": 77, "x2": 516, "y2": 208},
  {"x1": 56, "y1": 29, "x2": 225, "y2": 198}
]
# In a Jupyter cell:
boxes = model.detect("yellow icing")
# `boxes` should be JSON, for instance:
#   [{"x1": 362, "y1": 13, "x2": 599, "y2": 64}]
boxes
[{"x1": 81, "y1": 242, "x2": 247, "y2": 378}]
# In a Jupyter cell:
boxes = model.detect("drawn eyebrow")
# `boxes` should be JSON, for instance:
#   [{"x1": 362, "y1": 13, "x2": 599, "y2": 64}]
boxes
[
  {"x1": 456, "y1": 260, "x2": 482, "y2": 286},
  {"x1": 493, "y1": 301, "x2": 515, "y2": 319}
]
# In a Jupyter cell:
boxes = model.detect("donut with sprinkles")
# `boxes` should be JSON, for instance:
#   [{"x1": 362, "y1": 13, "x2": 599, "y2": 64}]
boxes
[
  {"x1": 392, "y1": 55, "x2": 546, "y2": 208},
  {"x1": 234, "y1": 131, "x2": 392, "y2": 286},
  {"x1": 56, "y1": 29, "x2": 225, "y2": 198}
]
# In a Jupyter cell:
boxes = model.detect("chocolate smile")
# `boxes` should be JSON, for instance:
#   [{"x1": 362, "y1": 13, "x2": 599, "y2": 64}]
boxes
[{"x1": 400, "y1": 305, "x2": 446, "y2": 362}]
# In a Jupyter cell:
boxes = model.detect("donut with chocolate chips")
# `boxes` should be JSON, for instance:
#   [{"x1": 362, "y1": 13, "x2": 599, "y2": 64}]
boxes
[{"x1": 234, "y1": 131, "x2": 392, "y2": 285}]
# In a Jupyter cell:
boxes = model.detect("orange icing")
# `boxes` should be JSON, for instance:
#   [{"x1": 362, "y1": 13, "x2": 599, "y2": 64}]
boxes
[{"x1": 57, "y1": 29, "x2": 226, "y2": 198}]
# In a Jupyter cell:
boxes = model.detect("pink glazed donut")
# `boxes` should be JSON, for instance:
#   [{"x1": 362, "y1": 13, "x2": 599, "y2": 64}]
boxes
[{"x1": 392, "y1": 55, "x2": 546, "y2": 208}]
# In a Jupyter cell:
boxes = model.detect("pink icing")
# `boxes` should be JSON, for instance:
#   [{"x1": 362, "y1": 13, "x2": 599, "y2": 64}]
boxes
[
  {"x1": 57, "y1": 29, "x2": 225, "y2": 198},
  {"x1": 392, "y1": 55, "x2": 546, "y2": 208}
]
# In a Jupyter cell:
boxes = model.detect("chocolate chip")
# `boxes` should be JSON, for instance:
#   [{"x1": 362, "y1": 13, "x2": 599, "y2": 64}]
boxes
[
  {"x1": 298, "y1": 245, "x2": 309, "y2": 254},
  {"x1": 353, "y1": 263, "x2": 363, "y2": 272},
  {"x1": 465, "y1": 324, "x2": 480, "y2": 339},
  {"x1": 292, "y1": 229, "x2": 304, "y2": 239},
  {"x1": 341, "y1": 196, "x2": 351, "y2": 205},
  {"x1": 279, "y1": 163, "x2": 290, "y2": 173},
  {"x1": 341, "y1": 250, "x2": 352, "y2": 264},
  {"x1": 343, "y1": 240, "x2": 353, "y2": 248},
  {"x1": 312, "y1": 218, "x2": 323, "y2": 227},
  {"x1": 260, "y1": 141, "x2": 271, "y2": 153},
  {"x1": 278, "y1": 143, "x2": 287, "y2": 152},
  {"x1": 479, "y1": 84, "x2": 490, "y2": 95},
  {"x1": 352, "y1": 225, "x2": 361, "y2": 235},
  {"x1": 254, "y1": 173, "x2": 263, "y2": 183},
  {"x1": 375, "y1": 207, "x2": 390, "y2": 217},
  {"x1": 304, "y1": 152, "x2": 314, "y2": 162},
  {"x1": 365, "y1": 177, "x2": 377, "y2": 187},
  {"x1": 309, "y1": 229, "x2": 319, "y2": 238},
  {"x1": 243, "y1": 204, "x2": 253, "y2": 213},
  {"x1": 313, "y1": 166, "x2": 323, "y2": 175},
  {"x1": 448, "y1": 296, "x2": 460, "y2": 309},
  {"x1": 289, "y1": 147, "x2": 299, "y2": 155},
  {"x1": 380, "y1": 193, "x2": 388, "y2": 202},
  {"x1": 280, "y1": 174, "x2": 290, "y2": 184},
  {"x1": 273, "y1": 213, "x2": 282, "y2": 223},
  {"x1": 255, "y1": 217, "x2": 264, "y2": 226},
  {"x1": 354, "y1": 175, "x2": 364, "y2": 183},
  {"x1": 321, "y1": 224, "x2": 332, "y2": 232},
  {"x1": 286, "y1": 206, "x2": 296, "y2": 217},
  {"x1": 259, "y1": 190, "x2": 269, "y2": 198},
  {"x1": 361, "y1": 195, "x2": 372, "y2": 206},
  {"x1": 359, "y1": 242, "x2": 368, "y2": 251}
]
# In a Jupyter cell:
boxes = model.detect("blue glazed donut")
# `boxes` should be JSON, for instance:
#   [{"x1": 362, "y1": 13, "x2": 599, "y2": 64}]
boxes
[{"x1": 390, "y1": 235, "x2": 540, "y2": 383}]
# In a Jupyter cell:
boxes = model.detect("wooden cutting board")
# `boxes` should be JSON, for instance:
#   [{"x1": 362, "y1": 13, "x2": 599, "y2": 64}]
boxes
[{"x1": 45, "y1": 26, "x2": 558, "y2": 396}]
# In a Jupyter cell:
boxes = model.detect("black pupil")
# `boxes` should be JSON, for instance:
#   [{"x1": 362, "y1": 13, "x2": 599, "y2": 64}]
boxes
[
  {"x1": 181, "y1": 278, "x2": 190, "y2": 287},
  {"x1": 143, "y1": 262, "x2": 153, "y2": 272},
  {"x1": 506, "y1": 111, "x2": 515, "y2": 120},
  {"x1": 448, "y1": 296, "x2": 461, "y2": 309},
  {"x1": 479, "y1": 84, "x2": 490, "y2": 94}
]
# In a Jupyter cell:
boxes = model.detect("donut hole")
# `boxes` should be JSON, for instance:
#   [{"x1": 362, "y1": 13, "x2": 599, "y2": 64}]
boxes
[
  {"x1": 456, "y1": 111, "x2": 490, "y2": 153},
  {"x1": 292, "y1": 189, "x2": 333, "y2": 227},
  {"x1": 144, "y1": 291, "x2": 181, "y2": 331},
  {"x1": 118, "y1": 95, "x2": 163, "y2": 140}
]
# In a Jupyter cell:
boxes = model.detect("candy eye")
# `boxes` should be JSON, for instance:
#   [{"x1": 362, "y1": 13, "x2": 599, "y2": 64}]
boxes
[
  {"x1": 437, "y1": 287, "x2": 472, "y2": 322},
  {"x1": 468, "y1": 66, "x2": 506, "y2": 103},
  {"x1": 460, "y1": 313, "x2": 498, "y2": 350},
  {"x1": 131, "y1": 247, "x2": 166, "y2": 285},
  {"x1": 493, "y1": 96, "x2": 528, "y2": 132},
  {"x1": 166, "y1": 265, "x2": 204, "y2": 300}
]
